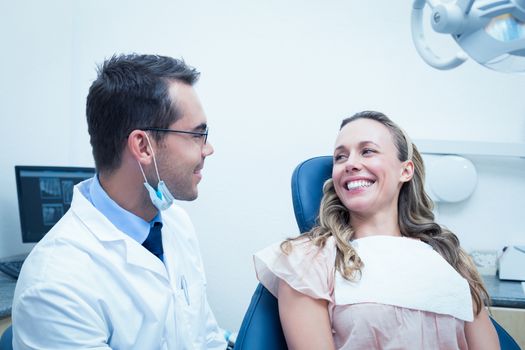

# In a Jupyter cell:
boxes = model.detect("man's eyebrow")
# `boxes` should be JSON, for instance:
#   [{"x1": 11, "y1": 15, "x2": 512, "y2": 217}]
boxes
[{"x1": 192, "y1": 123, "x2": 208, "y2": 131}]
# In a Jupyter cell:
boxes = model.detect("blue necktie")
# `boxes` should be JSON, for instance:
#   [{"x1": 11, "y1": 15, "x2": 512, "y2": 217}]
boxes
[{"x1": 142, "y1": 222, "x2": 164, "y2": 261}]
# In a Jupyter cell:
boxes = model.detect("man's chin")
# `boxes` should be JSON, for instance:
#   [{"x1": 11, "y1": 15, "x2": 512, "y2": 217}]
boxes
[{"x1": 175, "y1": 190, "x2": 198, "y2": 202}]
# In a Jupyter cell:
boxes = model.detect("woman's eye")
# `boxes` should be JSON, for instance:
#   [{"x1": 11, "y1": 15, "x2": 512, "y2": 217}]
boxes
[
  {"x1": 362, "y1": 148, "x2": 375, "y2": 155},
  {"x1": 334, "y1": 154, "x2": 347, "y2": 162}
]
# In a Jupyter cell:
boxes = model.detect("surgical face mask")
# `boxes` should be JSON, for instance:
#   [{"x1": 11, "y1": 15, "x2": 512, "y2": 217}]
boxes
[
  {"x1": 138, "y1": 134, "x2": 175, "y2": 211},
  {"x1": 142, "y1": 180, "x2": 174, "y2": 211}
]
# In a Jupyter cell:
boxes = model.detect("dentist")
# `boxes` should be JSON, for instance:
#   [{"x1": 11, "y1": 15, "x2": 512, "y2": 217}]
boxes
[{"x1": 12, "y1": 54, "x2": 228, "y2": 349}]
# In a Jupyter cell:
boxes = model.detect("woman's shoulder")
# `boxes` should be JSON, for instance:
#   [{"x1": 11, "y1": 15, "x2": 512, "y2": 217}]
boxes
[
  {"x1": 256, "y1": 233, "x2": 336, "y2": 254},
  {"x1": 254, "y1": 235, "x2": 337, "y2": 301},
  {"x1": 279, "y1": 235, "x2": 337, "y2": 261}
]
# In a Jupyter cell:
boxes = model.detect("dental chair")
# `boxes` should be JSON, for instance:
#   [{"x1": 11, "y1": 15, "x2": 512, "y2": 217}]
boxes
[
  {"x1": 0, "y1": 325, "x2": 12, "y2": 350},
  {"x1": 234, "y1": 155, "x2": 520, "y2": 349}
]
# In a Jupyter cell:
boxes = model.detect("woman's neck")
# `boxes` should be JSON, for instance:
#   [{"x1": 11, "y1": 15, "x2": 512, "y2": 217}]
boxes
[{"x1": 350, "y1": 210, "x2": 401, "y2": 239}]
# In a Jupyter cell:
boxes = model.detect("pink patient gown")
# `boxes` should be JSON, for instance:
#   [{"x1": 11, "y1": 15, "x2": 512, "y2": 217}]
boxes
[{"x1": 254, "y1": 236, "x2": 470, "y2": 350}]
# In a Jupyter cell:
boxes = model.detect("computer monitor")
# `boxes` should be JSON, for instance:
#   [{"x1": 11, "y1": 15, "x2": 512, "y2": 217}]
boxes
[{"x1": 15, "y1": 165, "x2": 95, "y2": 243}]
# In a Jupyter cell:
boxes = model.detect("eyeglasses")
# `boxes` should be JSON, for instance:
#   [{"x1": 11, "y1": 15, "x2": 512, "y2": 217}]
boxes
[{"x1": 141, "y1": 127, "x2": 209, "y2": 145}]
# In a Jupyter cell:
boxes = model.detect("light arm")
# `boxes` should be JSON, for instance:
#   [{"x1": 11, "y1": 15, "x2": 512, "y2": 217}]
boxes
[
  {"x1": 277, "y1": 279, "x2": 335, "y2": 350},
  {"x1": 411, "y1": 0, "x2": 468, "y2": 70}
]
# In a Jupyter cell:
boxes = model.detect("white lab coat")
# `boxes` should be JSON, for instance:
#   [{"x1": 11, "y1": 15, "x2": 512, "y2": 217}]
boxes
[{"x1": 12, "y1": 180, "x2": 226, "y2": 350}]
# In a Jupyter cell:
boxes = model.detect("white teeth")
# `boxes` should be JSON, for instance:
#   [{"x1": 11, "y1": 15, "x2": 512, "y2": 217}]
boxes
[{"x1": 346, "y1": 180, "x2": 374, "y2": 190}]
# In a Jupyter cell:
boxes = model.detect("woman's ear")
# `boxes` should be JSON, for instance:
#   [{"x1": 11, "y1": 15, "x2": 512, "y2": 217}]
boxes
[
  {"x1": 400, "y1": 160, "x2": 415, "y2": 183},
  {"x1": 128, "y1": 130, "x2": 154, "y2": 165}
]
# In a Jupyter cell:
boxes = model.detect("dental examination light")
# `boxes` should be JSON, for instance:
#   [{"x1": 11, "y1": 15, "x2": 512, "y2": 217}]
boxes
[{"x1": 411, "y1": 0, "x2": 525, "y2": 72}]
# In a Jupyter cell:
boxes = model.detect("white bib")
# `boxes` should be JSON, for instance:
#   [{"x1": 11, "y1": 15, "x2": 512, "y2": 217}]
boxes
[{"x1": 334, "y1": 235, "x2": 473, "y2": 321}]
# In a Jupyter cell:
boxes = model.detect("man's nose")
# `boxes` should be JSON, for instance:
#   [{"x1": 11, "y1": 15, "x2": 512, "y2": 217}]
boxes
[{"x1": 203, "y1": 141, "x2": 214, "y2": 157}]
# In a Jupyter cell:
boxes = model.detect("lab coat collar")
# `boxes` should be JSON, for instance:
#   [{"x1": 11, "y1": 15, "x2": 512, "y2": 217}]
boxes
[
  {"x1": 89, "y1": 174, "x2": 153, "y2": 244},
  {"x1": 72, "y1": 179, "x2": 168, "y2": 279}
]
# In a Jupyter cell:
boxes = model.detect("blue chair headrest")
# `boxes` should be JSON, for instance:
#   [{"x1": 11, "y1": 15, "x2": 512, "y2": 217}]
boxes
[{"x1": 291, "y1": 156, "x2": 333, "y2": 233}]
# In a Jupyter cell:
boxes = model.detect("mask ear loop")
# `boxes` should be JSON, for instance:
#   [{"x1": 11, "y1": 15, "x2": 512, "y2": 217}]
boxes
[
  {"x1": 142, "y1": 132, "x2": 162, "y2": 183},
  {"x1": 138, "y1": 160, "x2": 148, "y2": 182}
]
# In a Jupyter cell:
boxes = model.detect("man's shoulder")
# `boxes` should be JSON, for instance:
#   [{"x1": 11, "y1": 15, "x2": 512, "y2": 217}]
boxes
[
  {"x1": 15, "y1": 209, "x2": 101, "y2": 284},
  {"x1": 41, "y1": 208, "x2": 95, "y2": 247}
]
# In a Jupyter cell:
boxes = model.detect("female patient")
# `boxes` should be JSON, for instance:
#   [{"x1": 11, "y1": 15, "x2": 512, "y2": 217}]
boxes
[{"x1": 254, "y1": 111, "x2": 499, "y2": 349}]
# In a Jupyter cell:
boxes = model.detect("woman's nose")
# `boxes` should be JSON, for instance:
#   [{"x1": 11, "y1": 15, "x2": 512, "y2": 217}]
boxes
[{"x1": 344, "y1": 155, "x2": 362, "y2": 173}]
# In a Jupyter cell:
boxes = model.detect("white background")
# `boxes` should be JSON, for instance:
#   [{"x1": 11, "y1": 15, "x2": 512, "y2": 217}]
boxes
[{"x1": 1, "y1": 0, "x2": 524, "y2": 331}]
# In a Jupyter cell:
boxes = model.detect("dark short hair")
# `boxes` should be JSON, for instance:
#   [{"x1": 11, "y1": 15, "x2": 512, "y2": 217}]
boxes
[{"x1": 86, "y1": 53, "x2": 200, "y2": 173}]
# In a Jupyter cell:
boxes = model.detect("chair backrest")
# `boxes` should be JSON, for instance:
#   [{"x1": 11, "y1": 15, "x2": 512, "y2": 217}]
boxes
[
  {"x1": 0, "y1": 325, "x2": 13, "y2": 350},
  {"x1": 233, "y1": 284, "x2": 287, "y2": 349},
  {"x1": 236, "y1": 156, "x2": 520, "y2": 350},
  {"x1": 490, "y1": 317, "x2": 521, "y2": 350}
]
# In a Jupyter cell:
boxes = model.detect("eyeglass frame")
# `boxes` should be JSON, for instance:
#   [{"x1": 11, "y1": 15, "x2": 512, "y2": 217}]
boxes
[{"x1": 140, "y1": 127, "x2": 209, "y2": 145}]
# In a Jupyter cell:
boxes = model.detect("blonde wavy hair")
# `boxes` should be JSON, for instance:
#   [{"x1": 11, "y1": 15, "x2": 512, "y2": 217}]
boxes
[{"x1": 282, "y1": 111, "x2": 489, "y2": 315}]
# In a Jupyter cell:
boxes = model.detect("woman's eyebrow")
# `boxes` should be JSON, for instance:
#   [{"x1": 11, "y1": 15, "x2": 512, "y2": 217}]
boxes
[
  {"x1": 334, "y1": 141, "x2": 380, "y2": 151},
  {"x1": 358, "y1": 140, "x2": 380, "y2": 148}
]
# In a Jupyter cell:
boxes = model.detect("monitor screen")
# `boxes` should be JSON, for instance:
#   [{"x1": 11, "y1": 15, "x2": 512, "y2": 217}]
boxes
[{"x1": 15, "y1": 165, "x2": 95, "y2": 243}]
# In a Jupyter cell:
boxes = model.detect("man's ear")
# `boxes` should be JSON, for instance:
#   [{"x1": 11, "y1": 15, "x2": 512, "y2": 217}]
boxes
[
  {"x1": 128, "y1": 130, "x2": 154, "y2": 165},
  {"x1": 400, "y1": 160, "x2": 415, "y2": 183}
]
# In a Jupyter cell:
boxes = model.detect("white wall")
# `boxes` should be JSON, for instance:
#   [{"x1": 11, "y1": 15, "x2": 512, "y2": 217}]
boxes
[
  {"x1": 1, "y1": 0, "x2": 524, "y2": 331},
  {"x1": 0, "y1": 0, "x2": 75, "y2": 256}
]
